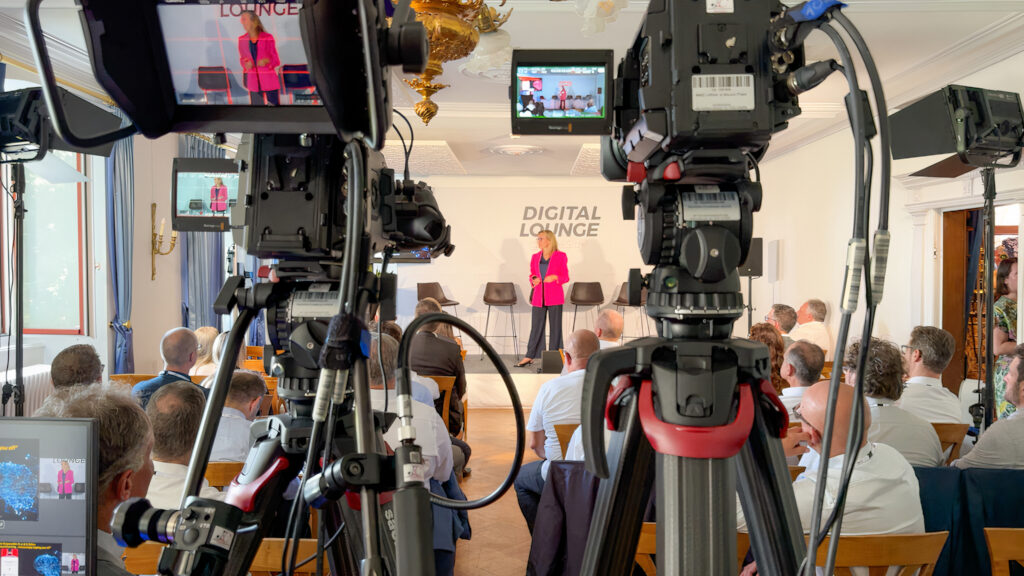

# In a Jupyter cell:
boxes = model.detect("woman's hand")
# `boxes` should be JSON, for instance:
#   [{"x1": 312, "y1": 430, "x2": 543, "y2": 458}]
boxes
[
  {"x1": 531, "y1": 276, "x2": 541, "y2": 287},
  {"x1": 544, "y1": 275, "x2": 558, "y2": 283},
  {"x1": 242, "y1": 60, "x2": 254, "y2": 71},
  {"x1": 257, "y1": 57, "x2": 270, "y2": 67}
]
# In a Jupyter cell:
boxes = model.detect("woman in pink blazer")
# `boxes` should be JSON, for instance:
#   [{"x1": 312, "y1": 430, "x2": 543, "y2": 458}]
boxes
[
  {"x1": 57, "y1": 460, "x2": 74, "y2": 500},
  {"x1": 210, "y1": 177, "x2": 228, "y2": 213},
  {"x1": 238, "y1": 11, "x2": 281, "y2": 106},
  {"x1": 517, "y1": 230, "x2": 570, "y2": 367}
]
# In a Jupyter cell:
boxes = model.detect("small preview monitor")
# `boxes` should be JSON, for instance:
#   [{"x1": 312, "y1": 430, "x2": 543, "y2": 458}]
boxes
[
  {"x1": 510, "y1": 50, "x2": 613, "y2": 135},
  {"x1": 156, "y1": 0, "x2": 319, "y2": 107},
  {"x1": 172, "y1": 158, "x2": 241, "y2": 232},
  {"x1": 0, "y1": 418, "x2": 97, "y2": 576}
]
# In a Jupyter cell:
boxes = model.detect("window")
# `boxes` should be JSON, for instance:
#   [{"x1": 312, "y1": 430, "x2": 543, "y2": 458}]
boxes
[{"x1": 22, "y1": 151, "x2": 87, "y2": 334}]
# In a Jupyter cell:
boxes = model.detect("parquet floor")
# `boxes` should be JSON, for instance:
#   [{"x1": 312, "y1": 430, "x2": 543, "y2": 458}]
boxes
[{"x1": 454, "y1": 408, "x2": 543, "y2": 576}]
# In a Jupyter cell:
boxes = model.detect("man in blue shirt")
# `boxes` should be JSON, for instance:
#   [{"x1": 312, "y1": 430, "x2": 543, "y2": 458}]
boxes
[{"x1": 132, "y1": 327, "x2": 204, "y2": 408}]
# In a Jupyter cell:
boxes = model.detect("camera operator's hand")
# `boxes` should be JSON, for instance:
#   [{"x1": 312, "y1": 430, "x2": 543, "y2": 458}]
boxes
[
  {"x1": 781, "y1": 429, "x2": 810, "y2": 458},
  {"x1": 531, "y1": 276, "x2": 541, "y2": 287}
]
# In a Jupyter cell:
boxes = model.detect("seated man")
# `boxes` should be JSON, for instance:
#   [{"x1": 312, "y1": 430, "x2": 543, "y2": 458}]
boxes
[
  {"x1": 29, "y1": 343, "x2": 103, "y2": 415},
  {"x1": 802, "y1": 339, "x2": 943, "y2": 469},
  {"x1": 371, "y1": 319, "x2": 439, "y2": 404},
  {"x1": 767, "y1": 304, "x2": 798, "y2": 349},
  {"x1": 210, "y1": 369, "x2": 267, "y2": 462},
  {"x1": 899, "y1": 326, "x2": 972, "y2": 424},
  {"x1": 36, "y1": 385, "x2": 155, "y2": 576},
  {"x1": 778, "y1": 340, "x2": 825, "y2": 420},
  {"x1": 738, "y1": 382, "x2": 925, "y2": 574},
  {"x1": 954, "y1": 343, "x2": 1024, "y2": 469},
  {"x1": 515, "y1": 329, "x2": 600, "y2": 533},
  {"x1": 409, "y1": 297, "x2": 467, "y2": 435},
  {"x1": 561, "y1": 309, "x2": 621, "y2": 375},
  {"x1": 788, "y1": 299, "x2": 833, "y2": 360},
  {"x1": 133, "y1": 327, "x2": 205, "y2": 408},
  {"x1": 144, "y1": 381, "x2": 223, "y2": 508}
]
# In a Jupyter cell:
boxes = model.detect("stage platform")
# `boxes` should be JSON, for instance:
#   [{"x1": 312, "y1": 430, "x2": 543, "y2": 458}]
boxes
[{"x1": 462, "y1": 353, "x2": 555, "y2": 409}]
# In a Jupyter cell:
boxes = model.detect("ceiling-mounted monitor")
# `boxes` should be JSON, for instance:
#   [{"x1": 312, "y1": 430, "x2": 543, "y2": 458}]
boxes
[{"x1": 510, "y1": 50, "x2": 613, "y2": 136}]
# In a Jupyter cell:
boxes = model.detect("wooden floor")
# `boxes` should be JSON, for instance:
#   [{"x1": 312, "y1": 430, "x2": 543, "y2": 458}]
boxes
[{"x1": 454, "y1": 408, "x2": 543, "y2": 576}]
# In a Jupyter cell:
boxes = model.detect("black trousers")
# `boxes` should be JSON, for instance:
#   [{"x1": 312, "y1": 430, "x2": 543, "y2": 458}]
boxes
[
  {"x1": 250, "y1": 90, "x2": 281, "y2": 106},
  {"x1": 526, "y1": 304, "x2": 563, "y2": 359},
  {"x1": 514, "y1": 460, "x2": 546, "y2": 533}
]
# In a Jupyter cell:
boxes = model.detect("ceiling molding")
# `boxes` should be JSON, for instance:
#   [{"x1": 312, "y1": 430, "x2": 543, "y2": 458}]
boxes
[{"x1": 836, "y1": 0, "x2": 1024, "y2": 12}]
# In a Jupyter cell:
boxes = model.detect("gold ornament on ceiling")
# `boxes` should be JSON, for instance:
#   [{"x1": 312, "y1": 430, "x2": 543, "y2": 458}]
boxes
[{"x1": 403, "y1": 0, "x2": 511, "y2": 124}]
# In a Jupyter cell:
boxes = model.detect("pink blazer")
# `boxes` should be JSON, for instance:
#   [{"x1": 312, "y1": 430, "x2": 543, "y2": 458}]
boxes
[
  {"x1": 238, "y1": 32, "x2": 281, "y2": 92},
  {"x1": 529, "y1": 250, "x2": 569, "y2": 307},
  {"x1": 210, "y1": 185, "x2": 228, "y2": 212},
  {"x1": 57, "y1": 469, "x2": 74, "y2": 494}
]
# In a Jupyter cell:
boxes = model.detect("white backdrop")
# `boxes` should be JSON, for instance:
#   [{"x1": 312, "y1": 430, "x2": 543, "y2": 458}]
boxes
[{"x1": 393, "y1": 176, "x2": 652, "y2": 355}]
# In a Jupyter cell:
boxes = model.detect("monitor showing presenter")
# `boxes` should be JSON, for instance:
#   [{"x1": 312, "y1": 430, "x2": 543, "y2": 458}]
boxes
[{"x1": 517, "y1": 230, "x2": 570, "y2": 368}]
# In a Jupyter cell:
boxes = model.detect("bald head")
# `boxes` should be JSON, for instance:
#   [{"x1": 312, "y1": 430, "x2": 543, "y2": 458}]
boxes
[
  {"x1": 160, "y1": 327, "x2": 198, "y2": 373},
  {"x1": 799, "y1": 380, "x2": 870, "y2": 458},
  {"x1": 594, "y1": 309, "x2": 624, "y2": 342},
  {"x1": 564, "y1": 330, "x2": 600, "y2": 372}
]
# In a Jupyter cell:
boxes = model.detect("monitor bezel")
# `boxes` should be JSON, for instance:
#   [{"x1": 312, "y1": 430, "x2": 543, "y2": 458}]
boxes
[
  {"x1": 171, "y1": 157, "x2": 241, "y2": 233},
  {"x1": 510, "y1": 49, "x2": 614, "y2": 136}
]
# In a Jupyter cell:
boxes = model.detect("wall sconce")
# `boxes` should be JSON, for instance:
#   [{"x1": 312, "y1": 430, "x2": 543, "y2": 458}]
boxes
[{"x1": 151, "y1": 202, "x2": 177, "y2": 280}]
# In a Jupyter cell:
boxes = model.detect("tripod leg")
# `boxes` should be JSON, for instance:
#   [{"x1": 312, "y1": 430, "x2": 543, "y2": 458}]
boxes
[
  {"x1": 658, "y1": 455, "x2": 736, "y2": 576},
  {"x1": 580, "y1": 388, "x2": 655, "y2": 575}
]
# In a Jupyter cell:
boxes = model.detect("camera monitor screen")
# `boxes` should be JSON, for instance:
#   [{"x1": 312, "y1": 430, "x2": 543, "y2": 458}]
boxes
[
  {"x1": 156, "y1": 0, "x2": 318, "y2": 107},
  {"x1": 172, "y1": 158, "x2": 241, "y2": 232},
  {"x1": 0, "y1": 418, "x2": 96, "y2": 576},
  {"x1": 511, "y1": 50, "x2": 613, "y2": 135}
]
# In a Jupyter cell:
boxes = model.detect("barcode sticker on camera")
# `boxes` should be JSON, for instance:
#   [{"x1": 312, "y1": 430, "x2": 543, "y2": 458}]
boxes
[
  {"x1": 682, "y1": 191, "x2": 740, "y2": 221},
  {"x1": 706, "y1": 0, "x2": 734, "y2": 13},
  {"x1": 692, "y1": 74, "x2": 755, "y2": 111}
]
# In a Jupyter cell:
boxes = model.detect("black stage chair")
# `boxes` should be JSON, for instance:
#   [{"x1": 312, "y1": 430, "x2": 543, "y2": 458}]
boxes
[
  {"x1": 569, "y1": 282, "x2": 604, "y2": 331},
  {"x1": 610, "y1": 281, "x2": 652, "y2": 341},
  {"x1": 482, "y1": 282, "x2": 518, "y2": 359}
]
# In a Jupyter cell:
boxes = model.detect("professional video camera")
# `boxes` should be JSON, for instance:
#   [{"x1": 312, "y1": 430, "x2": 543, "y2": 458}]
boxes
[
  {"x1": 24, "y1": 1, "x2": 527, "y2": 576},
  {"x1": 520, "y1": 1, "x2": 893, "y2": 575}
]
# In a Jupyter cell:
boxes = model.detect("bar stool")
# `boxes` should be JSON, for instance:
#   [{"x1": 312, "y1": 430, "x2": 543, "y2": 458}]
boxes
[
  {"x1": 569, "y1": 282, "x2": 605, "y2": 331},
  {"x1": 611, "y1": 281, "x2": 651, "y2": 341},
  {"x1": 417, "y1": 282, "x2": 460, "y2": 336},
  {"x1": 482, "y1": 282, "x2": 519, "y2": 359}
]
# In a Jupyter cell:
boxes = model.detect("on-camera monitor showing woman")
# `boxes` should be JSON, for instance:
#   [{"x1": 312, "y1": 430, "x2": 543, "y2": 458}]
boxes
[
  {"x1": 210, "y1": 177, "x2": 228, "y2": 213},
  {"x1": 238, "y1": 10, "x2": 281, "y2": 106}
]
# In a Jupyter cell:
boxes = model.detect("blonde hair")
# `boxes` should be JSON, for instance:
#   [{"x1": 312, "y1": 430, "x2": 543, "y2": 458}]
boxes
[
  {"x1": 194, "y1": 326, "x2": 219, "y2": 370},
  {"x1": 539, "y1": 230, "x2": 558, "y2": 253},
  {"x1": 240, "y1": 10, "x2": 266, "y2": 35}
]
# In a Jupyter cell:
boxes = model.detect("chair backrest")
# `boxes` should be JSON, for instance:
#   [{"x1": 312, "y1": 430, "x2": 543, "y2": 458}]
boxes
[
  {"x1": 197, "y1": 66, "x2": 230, "y2": 91},
  {"x1": 204, "y1": 461, "x2": 244, "y2": 489},
  {"x1": 569, "y1": 282, "x2": 605, "y2": 305},
  {"x1": 189, "y1": 375, "x2": 207, "y2": 386},
  {"x1": 246, "y1": 346, "x2": 264, "y2": 360},
  {"x1": 417, "y1": 282, "x2": 446, "y2": 303},
  {"x1": 427, "y1": 375, "x2": 457, "y2": 432},
  {"x1": 821, "y1": 361, "x2": 833, "y2": 380},
  {"x1": 281, "y1": 63, "x2": 313, "y2": 90},
  {"x1": 985, "y1": 527, "x2": 1024, "y2": 576},
  {"x1": 483, "y1": 282, "x2": 517, "y2": 306},
  {"x1": 243, "y1": 359, "x2": 266, "y2": 373},
  {"x1": 554, "y1": 423, "x2": 580, "y2": 458},
  {"x1": 932, "y1": 423, "x2": 969, "y2": 465},
  {"x1": 642, "y1": 528, "x2": 948, "y2": 576},
  {"x1": 110, "y1": 373, "x2": 157, "y2": 388},
  {"x1": 789, "y1": 465, "x2": 805, "y2": 482},
  {"x1": 122, "y1": 538, "x2": 319, "y2": 574}
]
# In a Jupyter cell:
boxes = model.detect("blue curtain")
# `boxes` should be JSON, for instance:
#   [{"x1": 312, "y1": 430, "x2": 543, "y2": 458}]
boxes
[
  {"x1": 245, "y1": 254, "x2": 266, "y2": 347},
  {"x1": 179, "y1": 135, "x2": 225, "y2": 330},
  {"x1": 105, "y1": 111, "x2": 135, "y2": 374}
]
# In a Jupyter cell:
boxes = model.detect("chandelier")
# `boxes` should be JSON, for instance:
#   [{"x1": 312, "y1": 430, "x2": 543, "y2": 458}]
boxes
[
  {"x1": 404, "y1": 0, "x2": 511, "y2": 124},
  {"x1": 460, "y1": 0, "x2": 513, "y2": 83}
]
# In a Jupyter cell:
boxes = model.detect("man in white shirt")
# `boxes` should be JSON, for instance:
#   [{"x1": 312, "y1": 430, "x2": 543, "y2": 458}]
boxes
[
  {"x1": 779, "y1": 340, "x2": 825, "y2": 420},
  {"x1": 368, "y1": 333, "x2": 454, "y2": 483},
  {"x1": 144, "y1": 381, "x2": 223, "y2": 509},
  {"x1": 738, "y1": 381, "x2": 925, "y2": 575},
  {"x1": 515, "y1": 329, "x2": 600, "y2": 532},
  {"x1": 788, "y1": 299, "x2": 833, "y2": 361},
  {"x1": 767, "y1": 304, "x2": 798, "y2": 350},
  {"x1": 560, "y1": 309, "x2": 621, "y2": 375},
  {"x1": 36, "y1": 385, "x2": 155, "y2": 576},
  {"x1": 899, "y1": 326, "x2": 972, "y2": 425},
  {"x1": 954, "y1": 344, "x2": 1024, "y2": 469},
  {"x1": 210, "y1": 370, "x2": 267, "y2": 462}
]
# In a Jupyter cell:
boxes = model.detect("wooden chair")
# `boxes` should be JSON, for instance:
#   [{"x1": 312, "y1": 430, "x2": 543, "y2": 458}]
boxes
[
  {"x1": 204, "y1": 461, "x2": 244, "y2": 489},
  {"x1": 985, "y1": 527, "x2": 1024, "y2": 576},
  {"x1": 931, "y1": 423, "x2": 969, "y2": 465},
  {"x1": 246, "y1": 345, "x2": 264, "y2": 360},
  {"x1": 426, "y1": 375, "x2": 464, "y2": 440},
  {"x1": 821, "y1": 361, "x2": 833, "y2": 380},
  {"x1": 554, "y1": 423, "x2": 580, "y2": 458},
  {"x1": 642, "y1": 528, "x2": 947, "y2": 576},
  {"x1": 189, "y1": 375, "x2": 207, "y2": 386},
  {"x1": 243, "y1": 358, "x2": 266, "y2": 373},
  {"x1": 109, "y1": 373, "x2": 157, "y2": 389},
  {"x1": 122, "y1": 538, "x2": 319, "y2": 574},
  {"x1": 789, "y1": 465, "x2": 805, "y2": 482}
]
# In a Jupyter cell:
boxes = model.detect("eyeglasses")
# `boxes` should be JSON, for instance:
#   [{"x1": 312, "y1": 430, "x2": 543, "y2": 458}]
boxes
[
  {"x1": 793, "y1": 403, "x2": 823, "y2": 437},
  {"x1": 900, "y1": 344, "x2": 914, "y2": 355}
]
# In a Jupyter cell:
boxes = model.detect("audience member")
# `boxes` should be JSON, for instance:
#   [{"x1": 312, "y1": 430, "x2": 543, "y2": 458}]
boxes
[
  {"x1": 767, "y1": 304, "x2": 798, "y2": 349},
  {"x1": 594, "y1": 309, "x2": 623, "y2": 347},
  {"x1": 992, "y1": 257, "x2": 1018, "y2": 419},
  {"x1": 515, "y1": 329, "x2": 600, "y2": 533},
  {"x1": 844, "y1": 338, "x2": 944, "y2": 467},
  {"x1": 132, "y1": 327, "x2": 205, "y2": 408},
  {"x1": 190, "y1": 326, "x2": 220, "y2": 376},
  {"x1": 370, "y1": 320, "x2": 439, "y2": 404},
  {"x1": 899, "y1": 326, "x2": 972, "y2": 424},
  {"x1": 750, "y1": 323, "x2": 787, "y2": 394},
  {"x1": 789, "y1": 299, "x2": 833, "y2": 360},
  {"x1": 36, "y1": 385, "x2": 154, "y2": 576},
  {"x1": 410, "y1": 297, "x2": 468, "y2": 435},
  {"x1": 954, "y1": 343, "x2": 1024, "y2": 469},
  {"x1": 144, "y1": 381, "x2": 223, "y2": 508},
  {"x1": 779, "y1": 341, "x2": 825, "y2": 419},
  {"x1": 738, "y1": 381, "x2": 924, "y2": 575},
  {"x1": 51, "y1": 344, "x2": 104, "y2": 389},
  {"x1": 210, "y1": 370, "x2": 267, "y2": 462}
]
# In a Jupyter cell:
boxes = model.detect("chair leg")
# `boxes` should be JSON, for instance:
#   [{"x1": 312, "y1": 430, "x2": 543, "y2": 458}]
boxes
[
  {"x1": 452, "y1": 304, "x2": 462, "y2": 338},
  {"x1": 509, "y1": 305, "x2": 520, "y2": 359},
  {"x1": 482, "y1": 305, "x2": 492, "y2": 361},
  {"x1": 573, "y1": 305, "x2": 579, "y2": 331}
]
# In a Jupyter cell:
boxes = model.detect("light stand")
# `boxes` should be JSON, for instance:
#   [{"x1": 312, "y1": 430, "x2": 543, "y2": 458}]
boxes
[{"x1": 982, "y1": 167, "x2": 996, "y2": 428}]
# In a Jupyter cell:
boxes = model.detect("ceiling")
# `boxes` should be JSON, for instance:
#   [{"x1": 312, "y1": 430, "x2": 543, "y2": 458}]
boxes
[{"x1": 1, "y1": 0, "x2": 1024, "y2": 177}]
